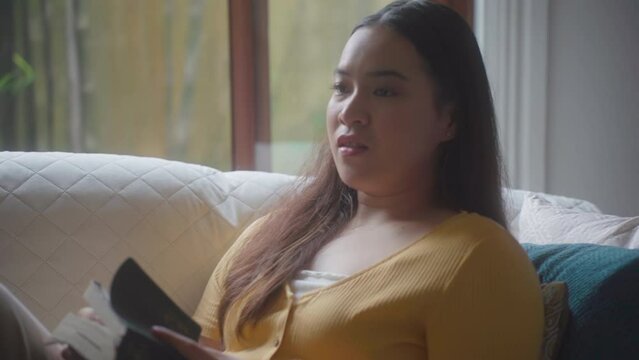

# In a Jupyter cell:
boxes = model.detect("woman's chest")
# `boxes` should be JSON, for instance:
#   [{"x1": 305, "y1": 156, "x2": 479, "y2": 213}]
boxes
[
  {"x1": 226, "y1": 239, "x2": 467, "y2": 359},
  {"x1": 230, "y1": 267, "x2": 445, "y2": 358},
  {"x1": 308, "y1": 225, "x2": 430, "y2": 275},
  {"x1": 274, "y1": 279, "x2": 436, "y2": 359}
]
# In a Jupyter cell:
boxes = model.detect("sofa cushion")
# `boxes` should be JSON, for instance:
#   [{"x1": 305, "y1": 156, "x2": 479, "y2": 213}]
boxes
[
  {"x1": 503, "y1": 189, "x2": 600, "y2": 238},
  {"x1": 519, "y1": 195, "x2": 639, "y2": 249},
  {"x1": 523, "y1": 243, "x2": 639, "y2": 360},
  {"x1": 0, "y1": 152, "x2": 295, "y2": 329},
  {"x1": 539, "y1": 282, "x2": 569, "y2": 360}
]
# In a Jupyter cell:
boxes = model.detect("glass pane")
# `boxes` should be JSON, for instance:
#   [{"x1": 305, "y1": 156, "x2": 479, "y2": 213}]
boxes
[
  {"x1": 268, "y1": 0, "x2": 393, "y2": 175},
  {"x1": 5, "y1": 0, "x2": 232, "y2": 170}
]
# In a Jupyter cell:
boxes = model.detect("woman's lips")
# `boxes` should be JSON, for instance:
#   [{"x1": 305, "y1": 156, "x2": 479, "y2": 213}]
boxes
[
  {"x1": 338, "y1": 143, "x2": 368, "y2": 156},
  {"x1": 336, "y1": 135, "x2": 368, "y2": 156}
]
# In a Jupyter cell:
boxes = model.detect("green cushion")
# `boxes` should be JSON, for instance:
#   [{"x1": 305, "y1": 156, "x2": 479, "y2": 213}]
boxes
[{"x1": 523, "y1": 243, "x2": 639, "y2": 360}]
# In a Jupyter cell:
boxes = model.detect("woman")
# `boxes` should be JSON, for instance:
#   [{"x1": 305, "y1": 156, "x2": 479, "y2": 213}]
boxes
[
  {"x1": 0, "y1": 1, "x2": 543, "y2": 359},
  {"x1": 155, "y1": 0, "x2": 544, "y2": 359}
]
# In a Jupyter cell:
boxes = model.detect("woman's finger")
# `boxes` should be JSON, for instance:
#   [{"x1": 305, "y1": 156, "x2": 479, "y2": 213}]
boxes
[
  {"x1": 60, "y1": 344, "x2": 86, "y2": 360},
  {"x1": 152, "y1": 326, "x2": 220, "y2": 359},
  {"x1": 77, "y1": 307, "x2": 105, "y2": 326}
]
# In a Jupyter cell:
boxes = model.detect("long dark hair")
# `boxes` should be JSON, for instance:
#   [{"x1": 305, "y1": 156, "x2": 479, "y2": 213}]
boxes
[{"x1": 217, "y1": 0, "x2": 504, "y2": 340}]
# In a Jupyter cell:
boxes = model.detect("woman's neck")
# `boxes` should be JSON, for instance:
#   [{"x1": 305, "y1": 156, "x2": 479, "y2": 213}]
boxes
[{"x1": 353, "y1": 184, "x2": 437, "y2": 225}]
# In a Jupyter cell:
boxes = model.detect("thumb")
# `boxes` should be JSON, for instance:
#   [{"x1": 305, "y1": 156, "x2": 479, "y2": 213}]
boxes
[{"x1": 152, "y1": 326, "x2": 212, "y2": 359}]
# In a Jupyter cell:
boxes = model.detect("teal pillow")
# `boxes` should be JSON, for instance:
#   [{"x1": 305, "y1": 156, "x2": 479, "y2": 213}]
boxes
[{"x1": 523, "y1": 243, "x2": 639, "y2": 360}]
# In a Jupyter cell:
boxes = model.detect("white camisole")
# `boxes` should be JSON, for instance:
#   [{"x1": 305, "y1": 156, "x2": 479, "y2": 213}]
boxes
[{"x1": 289, "y1": 270, "x2": 347, "y2": 300}]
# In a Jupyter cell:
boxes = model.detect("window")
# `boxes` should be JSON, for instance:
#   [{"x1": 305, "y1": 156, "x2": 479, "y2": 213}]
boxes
[
  {"x1": 2, "y1": 0, "x2": 232, "y2": 169},
  {"x1": 1, "y1": 0, "x2": 472, "y2": 174}
]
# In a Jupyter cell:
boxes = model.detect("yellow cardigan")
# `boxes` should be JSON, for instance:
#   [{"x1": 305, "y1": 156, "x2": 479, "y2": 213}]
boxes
[{"x1": 193, "y1": 212, "x2": 543, "y2": 359}]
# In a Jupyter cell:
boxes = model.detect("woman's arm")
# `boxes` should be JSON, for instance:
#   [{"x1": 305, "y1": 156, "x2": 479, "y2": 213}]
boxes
[{"x1": 427, "y1": 238, "x2": 544, "y2": 359}]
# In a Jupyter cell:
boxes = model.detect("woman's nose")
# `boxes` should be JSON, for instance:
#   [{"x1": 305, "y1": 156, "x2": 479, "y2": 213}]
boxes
[{"x1": 338, "y1": 93, "x2": 370, "y2": 127}]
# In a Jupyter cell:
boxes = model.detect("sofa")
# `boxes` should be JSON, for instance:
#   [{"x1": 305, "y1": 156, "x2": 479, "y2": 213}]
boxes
[{"x1": 1, "y1": 151, "x2": 637, "y2": 359}]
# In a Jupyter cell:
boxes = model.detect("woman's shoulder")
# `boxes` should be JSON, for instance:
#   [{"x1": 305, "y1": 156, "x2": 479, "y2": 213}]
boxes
[
  {"x1": 439, "y1": 212, "x2": 518, "y2": 250},
  {"x1": 400, "y1": 212, "x2": 529, "y2": 284},
  {"x1": 212, "y1": 216, "x2": 270, "y2": 277},
  {"x1": 451, "y1": 211, "x2": 512, "y2": 238},
  {"x1": 434, "y1": 212, "x2": 531, "y2": 272},
  {"x1": 225, "y1": 216, "x2": 269, "y2": 256},
  {"x1": 430, "y1": 213, "x2": 544, "y2": 360}
]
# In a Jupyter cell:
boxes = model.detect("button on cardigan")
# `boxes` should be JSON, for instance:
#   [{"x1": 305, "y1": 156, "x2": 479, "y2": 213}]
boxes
[{"x1": 193, "y1": 212, "x2": 544, "y2": 359}]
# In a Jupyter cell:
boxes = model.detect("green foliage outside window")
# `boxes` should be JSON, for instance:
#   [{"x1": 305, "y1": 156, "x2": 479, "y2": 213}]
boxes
[{"x1": 0, "y1": 53, "x2": 35, "y2": 94}]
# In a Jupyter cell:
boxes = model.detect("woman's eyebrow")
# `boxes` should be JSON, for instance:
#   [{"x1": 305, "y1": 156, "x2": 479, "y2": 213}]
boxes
[
  {"x1": 366, "y1": 69, "x2": 409, "y2": 81},
  {"x1": 334, "y1": 68, "x2": 409, "y2": 81}
]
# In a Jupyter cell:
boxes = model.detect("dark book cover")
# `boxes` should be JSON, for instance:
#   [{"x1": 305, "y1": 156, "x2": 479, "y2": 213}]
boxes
[
  {"x1": 110, "y1": 258, "x2": 202, "y2": 359},
  {"x1": 52, "y1": 258, "x2": 202, "y2": 359}
]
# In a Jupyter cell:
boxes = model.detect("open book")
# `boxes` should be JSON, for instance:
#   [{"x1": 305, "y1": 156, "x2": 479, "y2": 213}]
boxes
[{"x1": 52, "y1": 258, "x2": 201, "y2": 360}]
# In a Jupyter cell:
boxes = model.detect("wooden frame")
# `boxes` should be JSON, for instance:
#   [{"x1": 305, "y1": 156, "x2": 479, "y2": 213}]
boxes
[{"x1": 229, "y1": 0, "x2": 270, "y2": 170}]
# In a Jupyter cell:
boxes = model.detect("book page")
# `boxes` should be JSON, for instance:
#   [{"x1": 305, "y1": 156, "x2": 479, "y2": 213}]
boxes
[
  {"x1": 51, "y1": 313, "x2": 116, "y2": 360},
  {"x1": 84, "y1": 281, "x2": 126, "y2": 340}
]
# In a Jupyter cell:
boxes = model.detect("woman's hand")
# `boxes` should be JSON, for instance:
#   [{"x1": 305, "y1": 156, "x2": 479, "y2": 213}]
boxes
[{"x1": 152, "y1": 326, "x2": 238, "y2": 360}]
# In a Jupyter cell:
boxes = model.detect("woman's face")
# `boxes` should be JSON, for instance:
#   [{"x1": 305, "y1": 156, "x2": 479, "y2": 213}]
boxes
[{"x1": 327, "y1": 25, "x2": 453, "y2": 196}]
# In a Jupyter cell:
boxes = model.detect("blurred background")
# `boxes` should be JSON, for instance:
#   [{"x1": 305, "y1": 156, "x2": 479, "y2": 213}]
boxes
[
  {"x1": 0, "y1": 0, "x2": 473, "y2": 172},
  {"x1": 0, "y1": 0, "x2": 405, "y2": 173},
  {"x1": 1, "y1": 0, "x2": 637, "y2": 216}
]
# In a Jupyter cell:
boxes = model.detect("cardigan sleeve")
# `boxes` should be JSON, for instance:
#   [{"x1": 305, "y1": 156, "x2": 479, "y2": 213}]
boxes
[
  {"x1": 426, "y1": 234, "x2": 544, "y2": 360},
  {"x1": 193, "y1": 217, "x2": 266, "y2": 342}
]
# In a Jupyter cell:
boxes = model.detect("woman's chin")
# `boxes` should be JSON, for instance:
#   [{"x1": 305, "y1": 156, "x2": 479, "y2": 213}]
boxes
[
  {"x1": 336, "y1": 167, "x2": 376, "y2": 192},
  {"x1": 337, "y1": 169, "x2": 360, "y2": 187}
]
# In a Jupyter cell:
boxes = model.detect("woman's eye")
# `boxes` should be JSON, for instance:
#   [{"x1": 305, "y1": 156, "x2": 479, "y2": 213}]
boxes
[
  {"x1": 331, "y1": 83, "x2": 348, "y2": 95},
  {"x1": 373, "y1": 88, "x2": 397, "y2": 97}
]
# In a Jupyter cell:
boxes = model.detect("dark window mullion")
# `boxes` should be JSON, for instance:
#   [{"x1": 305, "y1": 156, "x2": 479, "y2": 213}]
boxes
[
  {"x1": 229, "y1": 0, "x2": 270, "y2": 171},
  {"x1": 253, "y1": 0, "x2": 271, "y2": 172}
]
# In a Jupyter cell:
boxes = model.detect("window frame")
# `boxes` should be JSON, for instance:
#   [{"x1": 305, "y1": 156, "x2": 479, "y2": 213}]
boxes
[{"x1": 227, "y1": 0, "x2": 473, "y2": 170}]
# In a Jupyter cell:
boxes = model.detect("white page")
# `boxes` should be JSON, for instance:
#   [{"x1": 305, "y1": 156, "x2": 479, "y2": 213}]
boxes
[
  {"x1": 83, "y1": 281, "x2": 126, "y2": 340},
  {"x1": 51, "y1": 313, "x2": 116, "y2": 360}
]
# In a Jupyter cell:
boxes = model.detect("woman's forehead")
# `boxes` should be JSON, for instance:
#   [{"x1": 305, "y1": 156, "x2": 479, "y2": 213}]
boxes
[{"x1": 337, "y1": 25, "x2": 425, "y2": 79}]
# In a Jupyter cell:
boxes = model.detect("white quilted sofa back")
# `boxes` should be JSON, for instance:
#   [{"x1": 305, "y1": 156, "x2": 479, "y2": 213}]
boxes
[
  {"x1": 0, "y1": 152, "x2": 295, "y2": 329},
  {"x1": 0, "y1": 151, "x2": 598, "y2": 330}
]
